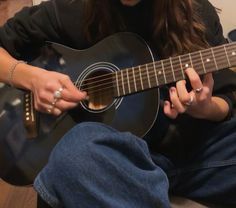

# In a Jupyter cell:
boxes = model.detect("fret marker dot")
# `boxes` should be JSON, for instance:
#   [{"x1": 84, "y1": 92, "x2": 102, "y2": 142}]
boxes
[
  {"x1": 232, "y1": 52, "x2": 236, "y2": 56},
  {"x1": 206, "y1": 58, "x2": 210, "y2": 62},
  {"x1": 158, "y1": 71, "x2": 162, "y2": 75}
]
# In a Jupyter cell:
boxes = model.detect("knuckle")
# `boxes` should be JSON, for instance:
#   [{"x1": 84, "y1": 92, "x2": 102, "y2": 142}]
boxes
[
  {"x1": 45, "y1": 82, "x2": 54, "y2": 90},
  {"x1": 38, "y1": 91, "x2": 47, "y2": 100},
  {"x1": 61, "y1": 75, "x2": 70, "y2": 82}
]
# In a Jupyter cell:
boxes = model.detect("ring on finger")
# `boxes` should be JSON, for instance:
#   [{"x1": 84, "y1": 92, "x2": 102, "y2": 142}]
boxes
[
  {"x1": 53, "y1": 87, "x2": 63, "y2": 99},
  {"x1": 47, "y1": 105, "x2": 54, "y2": 114},
  {"x1": 194, "y1": 87, "x2": 203, "y2": 93},
  {"x1": 52, "y1": 98, "x2": 58, "y2": 106},
  {"x1": 185, "y1": 95, "x2": 194, "y2": 106}
]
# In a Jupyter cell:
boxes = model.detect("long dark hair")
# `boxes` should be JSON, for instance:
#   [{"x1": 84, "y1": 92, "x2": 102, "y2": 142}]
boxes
[{"x1": 82, "y1": 0, "x2": 208, "y2": 57}]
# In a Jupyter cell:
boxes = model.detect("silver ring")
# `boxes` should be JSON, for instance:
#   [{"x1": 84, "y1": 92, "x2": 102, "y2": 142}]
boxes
[
  {"x1": 47, "y1": 105, "x2": 53, "y2": 114},
  {"x1": 52, "y1": 98, "x2": 58, "y2": 106},
  {"x1": 185, "y1": 95, "x2": 194, "y2": 106},
  {"x1": 195, "y1": 87, "x2": 203, "y2": 93},
  {"x1": 47, "y1": 106, "x2": 53, "y2": 114},
  {"x1": 53, "y1": 87, "x2": 63, "y2": 99}
]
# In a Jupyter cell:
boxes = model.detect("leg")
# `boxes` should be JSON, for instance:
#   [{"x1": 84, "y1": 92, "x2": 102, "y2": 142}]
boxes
[
  {"x1": 167, "y1": 117, "x2": 236, "y2": 206},
  {"x1": 34, "y1": 122, "x2": 170, "y2": 208}
]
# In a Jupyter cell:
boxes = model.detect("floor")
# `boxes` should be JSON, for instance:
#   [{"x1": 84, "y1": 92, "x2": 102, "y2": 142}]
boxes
[{"x1": 0, "y1": 179, "x2": 36, "y2": 208}]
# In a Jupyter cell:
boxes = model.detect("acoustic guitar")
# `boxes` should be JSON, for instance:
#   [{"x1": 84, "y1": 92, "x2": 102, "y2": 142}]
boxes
[{"x1": 0, "y1": 32, "x2": 235, "y2": 185}]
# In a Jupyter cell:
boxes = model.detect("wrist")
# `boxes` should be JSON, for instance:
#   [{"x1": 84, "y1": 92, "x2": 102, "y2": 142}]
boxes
[{"x1": 11, "y1": 63, "x2": 44, "y2": 90}]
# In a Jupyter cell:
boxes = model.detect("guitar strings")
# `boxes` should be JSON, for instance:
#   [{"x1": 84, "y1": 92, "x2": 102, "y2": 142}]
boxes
[
  {"x1": 78, "y1": 54, "x2": 234, "y2": 96},
  {"x1": 76, "y1": 43, "x2": 236, "y2": 93},
  {"x1": 75, "y1": 44, "x2": 236, "y2": 95},
  {"x1": 78, "y1": 47, "x2": 236, "y2": 94},
  {"x1": 75, "y1": 41, "x2": 236, "y2": 89}
]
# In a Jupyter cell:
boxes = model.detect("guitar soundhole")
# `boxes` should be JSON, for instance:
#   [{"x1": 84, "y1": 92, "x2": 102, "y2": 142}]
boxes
[{"x1": 80, "y1": 69, "x2": 114, "y2": 112}]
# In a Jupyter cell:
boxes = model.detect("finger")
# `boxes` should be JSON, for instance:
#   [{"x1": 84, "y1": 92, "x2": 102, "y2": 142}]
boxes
[
  {"x1": 185, "y1": 68, "x2": 203, "y2": 91},
  {"x1": 163, "y1": 101, "x2": 178, "y2": 119},
  {"x1": 59, "y1": 75, "x2": 87, "y2": 101},
  {"x1": 52, "y1": 108, "x2": 62, "y2": 116},
  {"x1": 169, "y1": 87, "x2": 186, "y2": 113},
  {"x1": 202, "y1": 73, "x2": 214, "y2": 92},
  {"x1": 53, "y1": 99, "x2": 79, "y2": 111},
  {"x1": 45, "y1": 106, "x2": 62, "y2": 116},
  {"x1": 176, "y1": 80, "x2": 193, "y2": 104}
]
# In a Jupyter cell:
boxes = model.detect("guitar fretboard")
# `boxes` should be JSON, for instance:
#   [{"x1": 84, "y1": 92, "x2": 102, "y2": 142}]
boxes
[{"x1": 114, "y1": 42, "x2": 236, "y2": 97}]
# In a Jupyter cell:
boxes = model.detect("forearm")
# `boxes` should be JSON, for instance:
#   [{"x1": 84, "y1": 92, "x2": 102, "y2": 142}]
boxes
[{"x1": 0, "y1": 47, "x2": 42, "y2": 90}]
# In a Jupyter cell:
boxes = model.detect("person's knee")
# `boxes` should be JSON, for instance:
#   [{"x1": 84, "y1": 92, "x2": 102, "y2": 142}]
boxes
[
  {"x1": 46, "y1": 121, "x2": 150, "y2": 177},
  {"x1": 48, "y1": 122, "x2": 116, "y2": 165}
]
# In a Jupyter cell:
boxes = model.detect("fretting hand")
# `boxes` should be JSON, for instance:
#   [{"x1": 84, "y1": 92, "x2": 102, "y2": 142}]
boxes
[{"x1": 163, "y1": 68, "x2": 229, "y2": 121}]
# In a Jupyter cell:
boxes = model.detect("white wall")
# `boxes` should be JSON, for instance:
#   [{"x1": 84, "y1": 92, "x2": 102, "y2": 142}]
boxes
[
  {"x1": 32, "y1": 0, "x2": 47, "y2": 5},
  {"x1": 209, "y1": 0, "x2": 236, "y2": 37}
]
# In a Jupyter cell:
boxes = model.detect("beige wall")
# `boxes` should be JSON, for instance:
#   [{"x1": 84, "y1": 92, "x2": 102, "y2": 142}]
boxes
[{"x1": 209, "y1": 0, "x2": 236, "y2": 37}]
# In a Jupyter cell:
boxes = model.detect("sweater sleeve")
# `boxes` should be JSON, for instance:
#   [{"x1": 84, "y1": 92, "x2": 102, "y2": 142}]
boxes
[
  {"x1": 0, "y1": 0, "x2": 62, "y2": 61},
  {"x1": 200, "y1": 0, "x2": 236, "y2": 118}
]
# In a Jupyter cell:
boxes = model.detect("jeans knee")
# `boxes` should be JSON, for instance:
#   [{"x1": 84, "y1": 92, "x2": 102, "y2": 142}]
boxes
[
  {"x1": 48, "y1": 122, "x2": 115, "y2": 166},
  {"x1": 47, "y1": 122, "x2": 152, "y2": 178}
]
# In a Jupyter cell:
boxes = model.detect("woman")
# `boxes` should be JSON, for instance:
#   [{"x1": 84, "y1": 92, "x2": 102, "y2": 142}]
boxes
[{"x1": 0, "y1": 0, "x2": 236, "y2": 207}]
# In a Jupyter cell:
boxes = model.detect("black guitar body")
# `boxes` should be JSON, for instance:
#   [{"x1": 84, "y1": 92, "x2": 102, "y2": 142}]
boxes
[{"x1": 0, "y1": 33, "x2": 160, "y2": 185}]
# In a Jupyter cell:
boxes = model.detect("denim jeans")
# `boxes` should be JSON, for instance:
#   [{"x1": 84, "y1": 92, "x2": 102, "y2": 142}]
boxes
[{"x1": 34, "y1": 117, "x2": 236, "y2": 208}]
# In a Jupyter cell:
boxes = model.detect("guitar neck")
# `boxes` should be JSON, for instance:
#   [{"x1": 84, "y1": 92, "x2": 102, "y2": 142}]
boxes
[{"x1": 114, "y1": 42, "x2": 236, "y2": 97}]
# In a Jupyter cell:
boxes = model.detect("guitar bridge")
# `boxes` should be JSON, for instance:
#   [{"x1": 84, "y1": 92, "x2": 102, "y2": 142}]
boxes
[{"x1": 23, "y1": 92, "x2": 38, "y2": 139}]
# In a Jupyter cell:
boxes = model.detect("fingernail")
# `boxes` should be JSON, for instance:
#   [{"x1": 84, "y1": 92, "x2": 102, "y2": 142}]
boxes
[{"x1": 170, "y1": 88, "x2": 175, "y2": 93}]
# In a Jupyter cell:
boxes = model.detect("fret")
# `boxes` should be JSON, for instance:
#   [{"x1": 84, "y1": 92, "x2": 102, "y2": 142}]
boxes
[
  {"x1": 120, "y1": 70, "x2": 126, "y2": 95},
  {"x1": 115, "y1": 72, "x2": 121, "y2": 97},
  {"x1": 224, "y1": 44, "x2": 236, "y2": 67},
  {"x1": 213, "y1": 45, "x2": 229, "y2": 70},
  {"x1": 178, "y1": 56, "x2": 185, "y2": 79},
  {"x1": 162, "y1": 59, "x2": 174, "y2": 83},
  {"x1": 190, "y1": 51, "x2": 205, "y2": 75},
  {"x1": 145, "y1": 64, "x2": 152, "y2": 88},
  {"x1": 132, "y1": 66, "x2": 137, "y2": 92},
  {"x1": 169, "y1": 57, "x2": 176, "y2": 81},
  {"x1": 161, "y1": 60, "x2": 167, "y2": 84},
  {"x1": 223, "y1": 45, "x2": 231, "y2": 66},
  {"x1": 133, "y1": 66, "x2": 142, "y2": 92},
  {"x1": 211, "y1": 48, "x2": 218, "y2": 70},
  {"x1": 153, "y1": 60, "x2": 166, "y2": 86},
  {"x1": 200, "y1": 48, "x2": 217, "y2": 73},
  {"x1": 189, "y1": 53, "x2": 193, "y2": 69},
  {"x1": 171, "y1": 56, "x2": 185, "y2": 81},
  {"x1": 179, "y1": 53, "x2": 193, "y2": 77},
  {"x1": 139, "y1": 66, "x2": 144, "y2": 90},
  {"x1": 151, "y1": 62, "x2": 159, "y2": 87},
  {"x1": 199, "y1": 51, "x2": 206, "y2": 73},
  {"x1": 126, "y1": 69, "x2": 131, "y2": 94}
]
